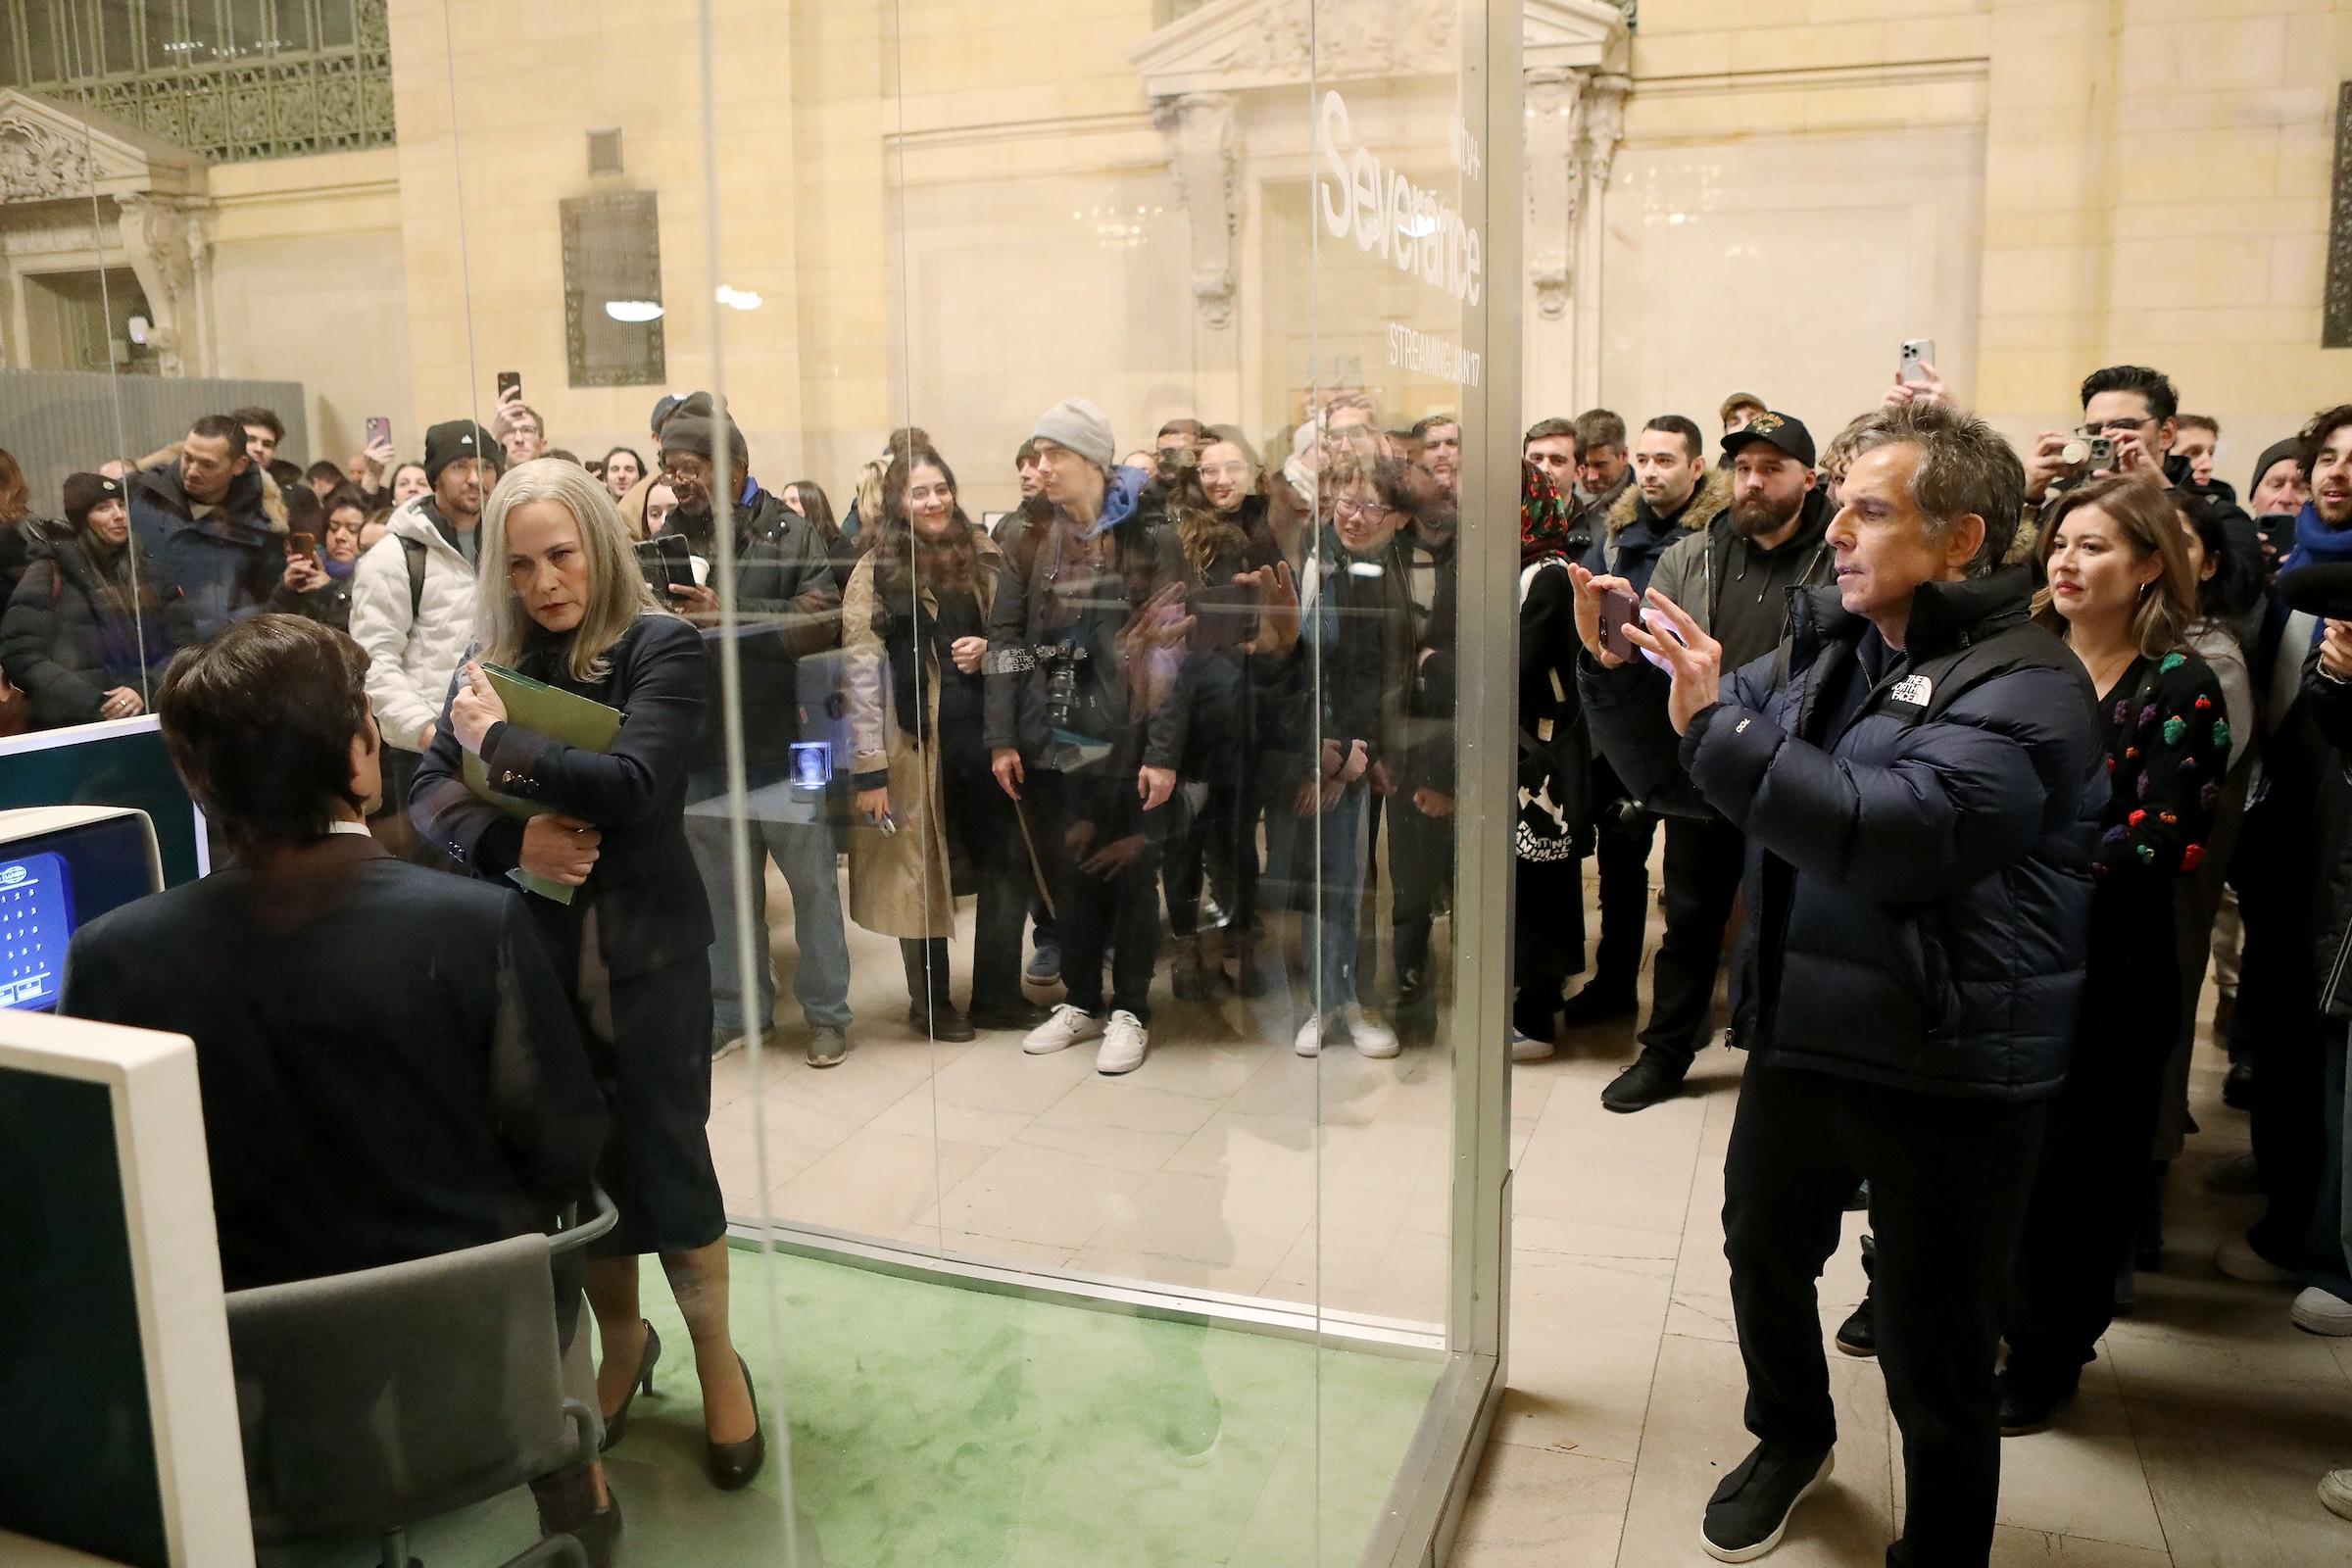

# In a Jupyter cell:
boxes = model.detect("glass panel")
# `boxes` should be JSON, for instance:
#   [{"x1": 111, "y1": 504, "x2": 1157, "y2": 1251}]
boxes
[{"x1": 0, "y1": 2, "x2": 1506, "y2": 1562}]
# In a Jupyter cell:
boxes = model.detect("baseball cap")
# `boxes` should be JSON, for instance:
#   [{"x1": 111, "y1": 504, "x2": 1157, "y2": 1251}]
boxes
[{"x1": 1720, "y1": 411, "x2": 1816, "y2": 469}]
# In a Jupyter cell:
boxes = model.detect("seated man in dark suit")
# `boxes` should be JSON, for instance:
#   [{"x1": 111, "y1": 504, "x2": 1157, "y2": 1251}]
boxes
[{"x1": 56, "y1": 613, "x2": 618, "y2": 1559}]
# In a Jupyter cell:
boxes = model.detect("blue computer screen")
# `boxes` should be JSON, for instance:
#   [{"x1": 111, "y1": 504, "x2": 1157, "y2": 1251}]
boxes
[{"x1": 0, "y1": 851, "x2": 74, "y2": 1012}]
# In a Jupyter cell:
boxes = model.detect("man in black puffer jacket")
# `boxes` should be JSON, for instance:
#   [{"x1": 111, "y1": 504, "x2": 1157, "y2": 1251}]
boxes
[{"x1": 1576, "y1": 402, "x2": 2100, "y2": 1568}]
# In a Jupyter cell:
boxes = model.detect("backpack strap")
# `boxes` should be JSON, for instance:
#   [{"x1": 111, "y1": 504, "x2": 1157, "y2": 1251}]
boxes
[{"x1": 401, "y1": 535, "x2": 428, "y2": 620}]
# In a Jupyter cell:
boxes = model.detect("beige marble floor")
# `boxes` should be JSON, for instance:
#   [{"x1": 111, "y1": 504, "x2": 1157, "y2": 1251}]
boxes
[
  {"x1": 1452, "y1": 976, "x2": 2352, "y2": 1568},
  {"x1": 703, "y1": 859, "x2": 1472, "y2": 1325},
  {"x1": 703, "y1": 857, "x2": 2352, "y2": 1565}
]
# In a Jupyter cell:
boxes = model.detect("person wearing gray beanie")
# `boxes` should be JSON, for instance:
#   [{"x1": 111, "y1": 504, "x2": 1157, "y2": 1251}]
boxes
[{"x1": 1031, "y1": 398, "x2": 1117, "y2": 470}]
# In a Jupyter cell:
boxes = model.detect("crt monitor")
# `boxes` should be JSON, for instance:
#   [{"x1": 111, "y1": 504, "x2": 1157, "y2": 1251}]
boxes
[{"x1": 0, "y1": 808, "x2": 164, "y2": 1015}]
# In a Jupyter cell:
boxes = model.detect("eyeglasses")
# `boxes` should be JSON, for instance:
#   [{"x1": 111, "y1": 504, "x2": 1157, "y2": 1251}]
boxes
[
  {"x1": 2076, "y1": 417, "x2": 2156, "y2": 438},
  {"x1": 1333, "y1": 498, "x2": 1390, "y2": 521}
]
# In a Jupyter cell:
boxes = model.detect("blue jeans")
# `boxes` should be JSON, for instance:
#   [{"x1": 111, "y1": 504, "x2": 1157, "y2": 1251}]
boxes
[
  {"x1": 685, "y1": 810, "x2": 854, "y2": 1035},
  {"x1": 1263, "y1": 782, "x2": 1367, "y2": 1015}
]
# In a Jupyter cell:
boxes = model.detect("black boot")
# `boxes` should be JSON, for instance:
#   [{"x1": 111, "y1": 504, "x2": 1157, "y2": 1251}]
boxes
[
  {"x1": 1834, "y1": 1235, "x2": 1877, "y2": 1357},
  {"x1": 1599, "y1": 1049, "x2": 1685, "y2": 1112},
  {"x1": 902, "y1": 938, "x2": 975, "y2": 1042}
]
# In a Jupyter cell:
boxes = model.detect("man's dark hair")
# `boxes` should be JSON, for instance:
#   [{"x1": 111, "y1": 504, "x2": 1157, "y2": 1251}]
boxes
[
  {"x1": 1642, "y1": 414, "x2": 1704, "y2": 462},
  {"x1": 2178, "y1": 414, "x2": 2219, "y2": 438},
  {"x1": 157, "y1": 615, "x2": 375, "y2": 851},
  {"x1": 1409, "y1": 413, "x2": 1460, "y2": 441},
  {"x1": 545, "y1": 448, "x2": 582, "y2": 466},
  {"x1": 512, "y1": 404, "x2": 545, "y2": 432},
  {"x1": 1014, "y1": 437, "x2": 1040, "y2": 468},
  {"x1": 1574, "y1": 408, "x2": 1627, "y2": 454},
  {"x1": 304, "y1": 459, "x2": 346, "y2": 488},
  {"x1": 1843, "y1": 401, "x2": 2027, "y2": 576},
  {"x1": 2079, "y1": 365, "x2": 2179, "y2": 423},
  {"x1": 2298, "y1": 404, "x2": 2352, "y2": 476},
  {"x1": 190, "y1": 413, "x2": 250, "y2": 456},
  {"x1": 1524, "y1": 416, "x2": 1578, "y2": 448},
  {"x1": 230, "y1": 406, "x2": 284, "y2": 440},
  {"x1": 1157, "y1": 417, "x2": 1208, "y2": 443}
]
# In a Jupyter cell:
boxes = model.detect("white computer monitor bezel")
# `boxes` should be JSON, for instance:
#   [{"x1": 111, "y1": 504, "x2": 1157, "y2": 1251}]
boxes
[{"x1": 0, "y1": 1009, "x2": 254, "y2": 1567}]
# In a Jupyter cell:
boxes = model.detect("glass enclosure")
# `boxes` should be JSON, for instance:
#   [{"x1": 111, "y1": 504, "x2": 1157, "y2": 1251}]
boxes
[{"x1": 0, "y1": 2, "x2": 1519, "y2": 1562}]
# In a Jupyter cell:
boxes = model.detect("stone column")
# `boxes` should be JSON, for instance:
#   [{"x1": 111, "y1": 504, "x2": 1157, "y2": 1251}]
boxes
[
  {"x1": 1161, "y1": 91, "x2": 1240, "y2": 330},
  {"x1": 116, "y1": 192, "x2": 212, "y2": 378},
  {"x1": 1572, "y1": 75, "x2": 1628, "y2": 414},
  {"x1": 1523, "y1": 66, "x2": 1585, "y2": 422},
  {"x1": 1158, "y1": 90, "x2": 1244, "y2": 418}
]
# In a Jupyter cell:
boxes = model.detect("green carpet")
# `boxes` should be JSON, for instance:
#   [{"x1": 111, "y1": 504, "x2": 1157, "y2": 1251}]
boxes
[{"x1": 270, "y1": 1242, "x2": 1441, "y2": 1568}]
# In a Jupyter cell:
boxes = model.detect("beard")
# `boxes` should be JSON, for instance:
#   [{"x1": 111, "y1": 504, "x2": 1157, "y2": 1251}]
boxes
[{"x1": 1731, "y1": 493, "x2": 1800, "y2": 539}]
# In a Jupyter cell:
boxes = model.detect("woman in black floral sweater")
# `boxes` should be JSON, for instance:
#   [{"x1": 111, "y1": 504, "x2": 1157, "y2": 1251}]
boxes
[{"x1": 2000, "y1": 475, "x2": 2231, "y2": 1433}]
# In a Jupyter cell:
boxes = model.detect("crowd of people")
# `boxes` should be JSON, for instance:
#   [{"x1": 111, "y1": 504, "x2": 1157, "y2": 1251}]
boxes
[{"x1": 9, "y1": 353, "x2": 2352, "y2": 1566}]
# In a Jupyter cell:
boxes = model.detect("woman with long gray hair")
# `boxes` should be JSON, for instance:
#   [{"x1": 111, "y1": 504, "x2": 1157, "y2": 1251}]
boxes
[{"x1": 409, "y1": 457, "x2": 765, "y2": 1492}]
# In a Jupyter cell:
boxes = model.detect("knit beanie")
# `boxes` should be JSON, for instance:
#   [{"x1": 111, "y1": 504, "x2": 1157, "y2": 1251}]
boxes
[
  {"x1": 423, "y1": 419, "x2": 500, "y2": 485},
  {"x1": 61, "y1": 471, "x2": 122, "y2": 530},
  {"x1": 658, "y1": 414, "x2": 751, "y2": 480},
  {"x1": 1031, "y1": 398, "x2": 1115, "y2": 469},
  {"x1": 2250, "y1": 438, "x2": 2302, "y2": 508}
]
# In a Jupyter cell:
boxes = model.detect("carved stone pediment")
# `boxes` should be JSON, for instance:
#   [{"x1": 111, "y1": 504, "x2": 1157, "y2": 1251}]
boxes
[{"x1": 0, "y1": 88, "x2": 205, "y2": 205}]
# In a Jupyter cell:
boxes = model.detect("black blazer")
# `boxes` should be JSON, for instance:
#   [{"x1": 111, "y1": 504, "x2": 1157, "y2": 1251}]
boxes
[
  {"x1": 411, "y1": 612, "x2": 715, "y2": 980},
  {"x1": 58, "y1": 836, "x2": 609, "y2": 1293}
]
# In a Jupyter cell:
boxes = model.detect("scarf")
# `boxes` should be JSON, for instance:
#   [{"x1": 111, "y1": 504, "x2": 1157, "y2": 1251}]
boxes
[
  {"x1": 323, "y1": 553, "x2": 358, "y2": 580},
  {"x1": 2281, "y1": 500, "x2": 2352, "y2": 572},
  {"x1": 1519, "y1": 460, "x2": 1575, "y2": 564}
]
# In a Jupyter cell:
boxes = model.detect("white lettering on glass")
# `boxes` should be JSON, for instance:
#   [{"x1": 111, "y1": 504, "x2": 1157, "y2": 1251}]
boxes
[{"x1": 1315, "y1": 89, "x2": 1482, "y2": 308}]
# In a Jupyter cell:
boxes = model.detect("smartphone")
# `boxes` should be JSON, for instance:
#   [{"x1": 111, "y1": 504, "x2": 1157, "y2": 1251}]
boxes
[
  {"x1": 634, "y1": 533, "x2": 694, "y2": 595},
  {"x1": 366, "y1": 415, "x2": 391, "y2": 449},
  {"x1": 1899, "y1": 338, "x2": 1936, "y2": 386},
  {"x1": 1600, "y1": 589, "x2": 1641, "y2": 662},
  {"x1": 496, "y1": 369, "x2": 521, "y2": 401},
  {"x1": 2086, "y1": 434, "x2": 2116, "y2": 471},
  {"x1": 286, "y1": 531, "x2": 317, "y2": 559}
]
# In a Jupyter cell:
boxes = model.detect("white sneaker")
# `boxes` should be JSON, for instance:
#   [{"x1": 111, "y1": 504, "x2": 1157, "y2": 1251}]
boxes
[
  {"x1": 2291, "y1": 1286, "x2": 2352, "y2": 1336},
  {"x1": 1097, "y1": 1010, "x2": 1150, "y2": 1075},
  {"x1": 2321, "y1": 1467, "x2": 2352, "y2": 1522},
  {"x1": 1294, "y1": 1013, "x2": 1326, "y2": 1057},
  {"x1": 1509, "y1": 1028, "x2": 1555, "y2": 1063},
  {"x1": 2217, "y1": 1235, "x2": 2301, "y2": 1284},
  {"x1": 1023, "y1": 1004, "x2": 1104, "y2": 1055},
  {"x1": 1342, "y1": 1003, "x2": 1398, "y2": 1059}
]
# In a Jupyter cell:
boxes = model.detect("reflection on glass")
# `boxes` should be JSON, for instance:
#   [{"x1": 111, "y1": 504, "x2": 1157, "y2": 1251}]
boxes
[{"x1": 1, "y1": 0, "x2": 1508, "y2": 1562}]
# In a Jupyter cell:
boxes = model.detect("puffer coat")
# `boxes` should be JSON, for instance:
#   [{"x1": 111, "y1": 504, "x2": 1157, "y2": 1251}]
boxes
[{"x1": 1583, "y1": 566, "x2": 2103, "y2": 1101}]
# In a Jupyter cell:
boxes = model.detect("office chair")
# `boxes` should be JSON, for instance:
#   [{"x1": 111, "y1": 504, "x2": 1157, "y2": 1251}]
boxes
[{"x1": 224, "y1": 1191, "x2": 617, "y2": 1568}]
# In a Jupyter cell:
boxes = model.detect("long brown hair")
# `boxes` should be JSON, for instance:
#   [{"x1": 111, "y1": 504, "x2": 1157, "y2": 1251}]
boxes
[
  {"x1": 2032, "y1": 474, "x2": 2196, "y2": 658},
  {"x1": 873, "y1": 448, "x2": 978, "y2": 607},
  {"x1": 0, "y1": 448, "x2": 28, "y2": 526}
]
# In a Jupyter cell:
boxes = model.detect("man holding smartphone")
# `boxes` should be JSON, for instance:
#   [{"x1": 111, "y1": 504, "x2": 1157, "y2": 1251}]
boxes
[{"x1": 1576, "y1": 401, "x2": 2098, "y2": 1566}]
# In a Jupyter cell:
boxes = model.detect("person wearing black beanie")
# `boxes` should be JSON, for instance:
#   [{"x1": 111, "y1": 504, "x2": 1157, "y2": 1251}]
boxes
[{"x1": 0, "y1": 471, "x2": 193, "y2": 728}]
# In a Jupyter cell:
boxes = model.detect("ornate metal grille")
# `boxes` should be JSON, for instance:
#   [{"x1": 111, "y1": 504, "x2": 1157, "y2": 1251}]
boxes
[{"x1": 0, "y1": 2, "x2": 393, "y2": 163}]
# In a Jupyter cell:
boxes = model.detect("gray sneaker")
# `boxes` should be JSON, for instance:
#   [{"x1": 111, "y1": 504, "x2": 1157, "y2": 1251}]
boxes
[{"x1": 806, "y1": 1025, "x2": 849, "y2": 1068}]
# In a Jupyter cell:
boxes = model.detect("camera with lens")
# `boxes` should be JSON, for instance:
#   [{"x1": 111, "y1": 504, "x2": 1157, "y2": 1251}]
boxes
[{"x1": 1038, "y1": 642, "x2": 1092, "y2": 731}]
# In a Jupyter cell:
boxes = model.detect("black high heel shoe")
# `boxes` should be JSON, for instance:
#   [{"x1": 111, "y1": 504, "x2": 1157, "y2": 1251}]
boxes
[
  {"x1": 598, "y1": 1320, "x2": 662, "y2": 1452},
  {"x1": 705, "y1": 1352, "x2": 766, "y2": 1491}
]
